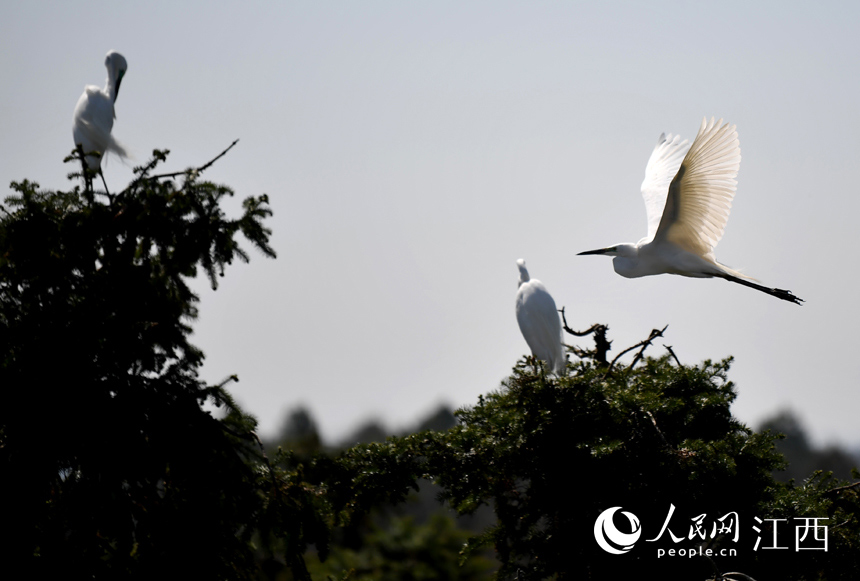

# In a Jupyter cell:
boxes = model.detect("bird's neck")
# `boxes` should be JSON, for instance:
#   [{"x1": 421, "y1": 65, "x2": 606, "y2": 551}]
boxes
[
  {"x1": 105, "y1": 73, "x2": 119, "y2": 102},
  {"x1": 610, "y1": 244, "x2": 644, "y2": 278}
]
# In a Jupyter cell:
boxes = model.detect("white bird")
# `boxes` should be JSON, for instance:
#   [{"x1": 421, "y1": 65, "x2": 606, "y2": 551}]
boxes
[
  {"x1": 72, "y1": 50, "x2": 128, "y2": 187},
  {"x1": 515, "y1": 259, "x2": 566, "y2": 375},
  {"x1": 578, "y1": 118, "x2": 803, "y2": 305}
]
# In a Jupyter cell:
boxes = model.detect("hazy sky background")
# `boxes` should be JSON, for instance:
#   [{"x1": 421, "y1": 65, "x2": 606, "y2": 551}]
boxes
[{"x1": 3, "y1": 1, "x2": 859, "y2": 447}]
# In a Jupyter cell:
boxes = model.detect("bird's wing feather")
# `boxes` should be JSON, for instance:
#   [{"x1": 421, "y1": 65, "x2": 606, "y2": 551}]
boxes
[
  {"x1": 640, "y1": 133, "x2": 691, "y2": 243},
  {"x1": 654, "y1": 117, "x2": 740, "y2": 257}
]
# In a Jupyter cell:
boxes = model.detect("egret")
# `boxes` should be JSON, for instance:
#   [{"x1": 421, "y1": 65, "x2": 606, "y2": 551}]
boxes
[
  {"x1": 579, "y1": 118, "x2": 803, "y2": 305},
  {"x1": 72, "y1": 50, "x2": 128, "y2": 190},
  {"x1": 515, "y1": 259, "x2": 566, "y2": 375}
]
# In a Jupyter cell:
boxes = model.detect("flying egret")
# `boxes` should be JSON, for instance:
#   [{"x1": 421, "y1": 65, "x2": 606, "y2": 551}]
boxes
[
  {"x1": 579, "y1": 118, "x2": 803, "y2": 305},
  {"x1": 515, "y1": 259, "x2": 566, "y2": 375},
  {"x1": 72, "y1": 50, "x2": 128, "y2": 190}
]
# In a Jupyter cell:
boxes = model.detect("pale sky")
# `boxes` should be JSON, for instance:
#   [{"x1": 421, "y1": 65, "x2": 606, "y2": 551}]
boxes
[{"x1": 3, "y1": 1, "x2": 859, "y2": 448}]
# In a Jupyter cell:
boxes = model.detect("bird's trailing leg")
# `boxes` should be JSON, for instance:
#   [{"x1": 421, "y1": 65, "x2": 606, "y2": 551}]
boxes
[{"x1": 716, "y1": 273, "x2": 804, "y2": 305}]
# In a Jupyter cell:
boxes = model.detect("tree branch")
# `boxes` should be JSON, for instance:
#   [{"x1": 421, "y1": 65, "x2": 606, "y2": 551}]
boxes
[
  {"x1": 603, "y1": 325, "x2": 668, "y2": 377},
  {"x1": 664, "y1": 344, "x2": 682, "y2": 367},
  {"x1": 147, "y1": 139, "x2": 240, "y2": 181},
  {"x1": 644, "y1": 409, "x2": 670, "y2": 448},
  {"x1": 559, "y1": 307, "x2": 610, "y2": 365},
  {"x1": 119, "y1": 140, "x2": 240, "y2": 197},
  {"x1": 823, "y1": 480, "x2": 860, "y2": 497}
]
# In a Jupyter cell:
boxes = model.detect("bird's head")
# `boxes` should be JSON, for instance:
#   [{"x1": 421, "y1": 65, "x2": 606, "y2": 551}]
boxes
[
  {"x1": 577, "y1": 243, "x2": 637, "y2": 259},
  {"x1": 105, "y1": 50, "x2": 128, "y2": 101},
  {"x1": 516, "y1": 258, "x2": 530, "y2": 287},
  {"x1": 578, "y1": 244, "x2": 643, "y2": 278}
]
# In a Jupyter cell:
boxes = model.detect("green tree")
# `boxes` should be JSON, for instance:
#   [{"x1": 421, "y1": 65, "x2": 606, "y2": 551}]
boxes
[
  {"x1": 5, "y1": 151, "x2": 859, "y2": 581},
  {"x1": 305, "y1": 512, "x2": 496, "y2": 581},
  {"x1": 0, "y1": 146, "x2": 280, "y2": 578},
  {"x1": 286, "y1": 347, "x2": 860, "y2": 580},
  {"x1": 760, "y1": 410, "x2": 859, "y2": 483}
]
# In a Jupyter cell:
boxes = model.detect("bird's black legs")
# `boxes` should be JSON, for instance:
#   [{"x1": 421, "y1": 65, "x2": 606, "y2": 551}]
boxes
[
  {"x1": 717, "y1": 273, "x2": 804, "y2": 305},
  {"x1": 75, "y1": 144, "x2": 112, "y2": 198},
  {"x1": 76, "y1": 144, "x2": 93, "y2": 192},
  {"x1": 98, "y1": 168, "x2": 110, "y2": 196}
]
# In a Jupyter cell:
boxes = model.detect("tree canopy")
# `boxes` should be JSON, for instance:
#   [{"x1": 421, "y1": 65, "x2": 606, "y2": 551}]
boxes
[
  {"x1": 2, "y1": 151, "x2": 858, "y2": 580},
  {"x1": 1, "y1": 147, "x2": 275, "y2": 577}
]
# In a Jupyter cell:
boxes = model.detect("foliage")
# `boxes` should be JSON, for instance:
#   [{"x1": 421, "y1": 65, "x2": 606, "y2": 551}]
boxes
[
  {"x1": 277, "y1": 352, "x2": 860, "y2": 580},
  {"x1": 423, "y1": 356, "x2": 860, "y2": 579},
  {"x1": 305, "y1": 512, "x2": 496, "y2": 581},
  {"x1": 4, "y1": 153, "x2": 859, "y2": 580},
  {"x1": 0, "y1": 149, "x2": 276, "y2": 578}
]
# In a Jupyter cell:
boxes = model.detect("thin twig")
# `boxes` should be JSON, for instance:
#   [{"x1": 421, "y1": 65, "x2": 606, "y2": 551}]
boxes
[
  {"x1": 119, "y1": 139, "x2": 240, "y2": 196},
  {"x1": 629, "y1": 326, "x2": 668, "y2": 369},
  {"x1": 603, "y1": 325, "x2": 668, "y2": 377},
  {"x1": 567, "y1": 344, "x2": 590, "y2": 359},
  {"x1": 721, "y1": 573, "x2": 759, "y2": 581},
  {"x1": 197, "y1": 138, "x2": 240, "y2": 173},
  {"x1": 664, "y1": 344, "x2": 682, "y2": 366},
  {"x1": 832, "y1": 516, "x2": 853, "y2": 529},
  {"x1": 645, "y1": 409, "x2": 670, "y2": 448},
  {"x1": 118, "y1": 152, "x2": 170, "y2": 197},
  {"x1": 147, "y1": 139, "x2": 240, "y2": 181},
  {"x1": 823, "y1": 480, "x2": 860, "y2": 497}
]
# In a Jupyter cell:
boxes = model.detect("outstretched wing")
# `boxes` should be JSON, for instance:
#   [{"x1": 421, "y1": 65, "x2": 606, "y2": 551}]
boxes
[
  {"x1": 640, "y1": 133, "x2": 691, "y2": 243},
  {"x1": 654, "y1": 117, "x2": 741, "y2": 259}
]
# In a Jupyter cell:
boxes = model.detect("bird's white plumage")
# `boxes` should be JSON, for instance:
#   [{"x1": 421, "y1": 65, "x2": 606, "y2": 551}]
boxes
[
  {"x1": 73, "y1": 50, "x2": 128, "y2": 170},
  {"x1": 655, "y1": 117, "x2": 741, "y2": 260},
  {"x1": 515, "y1": 259, "x2": 565, "y2": 375},
  {"x1": 578, "y1": 118, "x2": 803, "y2": 304},
  {"x1": 640, "y1": 133, "x2": 691, "y2": 243}
]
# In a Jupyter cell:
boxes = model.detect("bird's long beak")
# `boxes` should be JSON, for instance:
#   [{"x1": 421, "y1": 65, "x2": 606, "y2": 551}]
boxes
[
  {"x1": 114, "y1": 72, "x2": 124, "y2": 102},
  {"x1": 577, "y1": 247, "x2": 612, "y2": 256}
]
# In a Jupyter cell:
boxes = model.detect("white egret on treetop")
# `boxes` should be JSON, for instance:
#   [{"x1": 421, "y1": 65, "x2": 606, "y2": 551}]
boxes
[
  {"x1": 579, "y1": 117, "x2": 803, "y2": 305},
  {"x1": 72, "y1": 50, "x2": 128, "y2": 188},
  {"x1": 515, "y1": 259, "x2": 566, "y2": 375}
]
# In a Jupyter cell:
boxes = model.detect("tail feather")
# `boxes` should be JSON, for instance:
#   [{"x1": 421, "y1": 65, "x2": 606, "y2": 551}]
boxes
[{"x1": 75, "y1": 118, "x2": 130, "y2": 164}]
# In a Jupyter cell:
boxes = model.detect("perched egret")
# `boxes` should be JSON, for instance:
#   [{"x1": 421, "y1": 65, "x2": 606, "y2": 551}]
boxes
[
  {"x1": 579, "y1": 118, "x2": 803, "y2": 305},
  {"x1": 72, "y1": 50, "x2": 128, "y2": 189},
  {"x1": 515, "y1": 259, "x2": 566, "y2": 375}
]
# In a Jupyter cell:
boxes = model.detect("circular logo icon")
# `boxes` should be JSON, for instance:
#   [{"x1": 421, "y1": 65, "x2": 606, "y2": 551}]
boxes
[{"x1": 594, "y1": 507, "x2": 641, "y2": 554}]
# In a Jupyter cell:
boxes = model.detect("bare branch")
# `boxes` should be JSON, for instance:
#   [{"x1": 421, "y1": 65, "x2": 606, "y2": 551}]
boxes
[
  {"x1": 629, "y1": 326, "x2": 668, "y2": 369},
  {"x1": 604, "y1": 325, "x2": 668, "y2": 377},
  {"x1": 664, "y1": 344, "x2": 682, "y2": 366},
  {"x1": 720, "y1": 573, "x2": 760, "y2": 581},
  {"x1": 197, "y1": 138, "x2": 240, "y2": 173},
  {"x1": 148, "y1": 139, "x2": 240, "y2": 181},
  {"x1": 119, "y1": 140, "x2": 240, "y2": 196},
  {"x1": 832, "y1": 516, "x2": 854, "y2": 529},
  {"x1": 559, "y1": 307, "x2": 611, "y2": 366}
]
